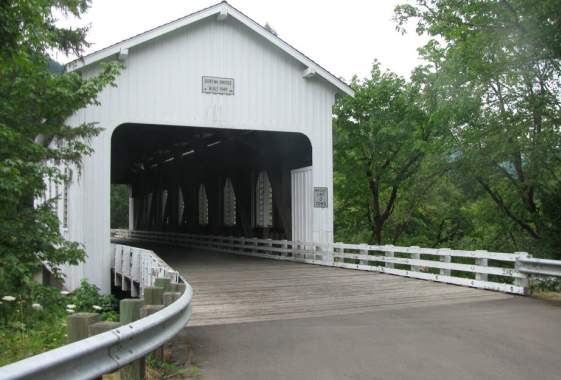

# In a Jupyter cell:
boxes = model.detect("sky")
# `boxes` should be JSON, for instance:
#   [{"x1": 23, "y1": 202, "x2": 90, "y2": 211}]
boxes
[{"x1": 56, "y1": 0, "x2": 427, "y2": 82}]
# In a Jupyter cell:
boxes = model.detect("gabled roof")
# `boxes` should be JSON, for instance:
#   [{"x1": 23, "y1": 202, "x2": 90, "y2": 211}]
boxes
[{"x1": 66, "y1": 1, "x2": 353, "y2": 96}]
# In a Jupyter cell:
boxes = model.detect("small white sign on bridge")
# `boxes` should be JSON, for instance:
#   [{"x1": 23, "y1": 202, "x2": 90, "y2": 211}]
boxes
[
  {"x1": 202, "y1": 76, "x2": 235, "y2": 95},
  {"x1": 314, "y1": 187, "x2": 328, "y2": 208}
]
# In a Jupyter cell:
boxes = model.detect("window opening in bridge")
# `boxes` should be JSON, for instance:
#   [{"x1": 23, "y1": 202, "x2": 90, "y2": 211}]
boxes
[
  {"x1": 162, "y1": 189, "x2": 169, "y2": 224},
  {"x1": 256, "y1": 171, "x2": 273, "y2": 227},
  {"x1": 198, "y1": 184, "x2": 209, "y2": 225},
  {"x1": 224, "y1": 178, "x2": 236, "y2": 226},
  {"x1": 178, "y1": 186, "x2": 185, "y2": 225}
]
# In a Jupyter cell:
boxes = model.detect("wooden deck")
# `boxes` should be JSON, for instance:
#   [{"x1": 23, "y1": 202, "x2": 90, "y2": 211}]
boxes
[{"x1": 153, "y1": 245, "x2": 513, "y2": 327}]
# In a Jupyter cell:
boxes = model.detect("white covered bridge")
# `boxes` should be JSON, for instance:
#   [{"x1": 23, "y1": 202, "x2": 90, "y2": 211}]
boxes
[{"x1": 63, "y1": 1, "x2": 352, "y2": 292}]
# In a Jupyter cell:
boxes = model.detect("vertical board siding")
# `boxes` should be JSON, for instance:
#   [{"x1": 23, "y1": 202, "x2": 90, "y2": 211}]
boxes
[{"x1": 291, "y1": 167, "x2": 313, "y2": 242}]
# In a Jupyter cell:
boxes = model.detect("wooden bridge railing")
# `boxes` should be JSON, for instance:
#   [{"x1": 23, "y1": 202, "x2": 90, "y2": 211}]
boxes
[{"x1": 127, "y1": 230, "x2": 533, "y2": 295}]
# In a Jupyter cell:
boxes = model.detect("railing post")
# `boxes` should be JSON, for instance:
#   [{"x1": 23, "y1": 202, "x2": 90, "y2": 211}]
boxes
[
  {"x1": 88, "y1": 320, "x2": 121, "y2": 380},
  {"x1": 514, "y1": 252, "x2": 530, "y2": 293},
  {"x1": 359, "y1": 243, "x2": 369, "y2": 266},
  {"x1": 334, "y1": 243, "x2": 343, "y2": 265},
  {"x1": 281, "y1": 239, "x2": 288, "y2": 257},
  {"x1": 385, "y1": 245, "x2": 394, "y2": 269},
  {"x1": 439, "y1": 248, "x2": 451, "y2": 276},
  {"x1": 410, "y1": 246, "x2": 420, "y2": 272},
  {"x1": 475, "y1": 250, "x2": 488, "y2": 282},
  {"x1": 322, "y1": 243, "x2": 333, "y2": 265}
]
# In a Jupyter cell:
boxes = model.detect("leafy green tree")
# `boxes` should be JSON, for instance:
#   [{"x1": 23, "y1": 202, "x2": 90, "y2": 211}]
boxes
[
  {"x1": 0, "y1": 0, "x2": 121, "y2": 295},
  {"x1": 396, "y1": 0, "x2": 561, "y2": 257},
  {"x1": 334, "y1": 62, "x2": 436, "y2": 244},
  {"x1": 111, "y1": 184, "x2": 129, "y2": 229}
]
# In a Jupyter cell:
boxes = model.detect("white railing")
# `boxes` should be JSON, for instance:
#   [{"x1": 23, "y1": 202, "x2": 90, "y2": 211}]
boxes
[
  {"x1": 113, "y1": 244, "x2": 180, "y2": 297},
  {"x1": 0, "y1": 244, "x2": 192, "y2": 380},
  {"x1": 128, "y1": 230, "x2": 531, "y2": 295}
]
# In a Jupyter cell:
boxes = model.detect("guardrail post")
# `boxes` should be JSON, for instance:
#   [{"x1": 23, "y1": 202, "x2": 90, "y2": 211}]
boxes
[
  {"x1": 120, "y1": 298, "x2": 145, "y2": 380},
  {"x1": 475, "y1": 251, "x2": 488, "y2": 281},
  {"x1": 154, "y1": 278, "x2": 172, "y2": 292},
  {"x1": 67, "y1": 313, "x2": 100, "y2": 343},
  {"x1": 410, "y1": 246, "x2": 420, "y2": 272},
  {"x1": 144, "y1": 286, "x2": 164, "y2": 305},
  {"x1": 88, "y1": 321, "x2": 122, "y2": 380},
  {"x1": 163, "y1": 292, "x2": 181, "y2": 306},
  {"x1": 334, "y1": 243, "x2": 343, "y2": 265},
  {"x1": 385, "y1": 245, "x2": 395, "y2": 269},
  {"x1": 359, "y1": 243, "x2": 369, "y2": 266},
  {"x1": 514, "y1": 252, "x2": 530, "y2": 293},
  {"x1": 140, "y1": 305, "x2": 166, "y2": 361}
]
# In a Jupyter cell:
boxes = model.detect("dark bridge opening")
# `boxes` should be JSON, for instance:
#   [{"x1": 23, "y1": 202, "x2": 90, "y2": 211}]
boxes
[{"x1": 111, "y1": 123, "x2": 312, "y2": 240}]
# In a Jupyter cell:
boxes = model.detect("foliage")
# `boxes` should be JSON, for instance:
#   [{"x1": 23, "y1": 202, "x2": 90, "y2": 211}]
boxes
[
  {"x1": 392, "y1": 0, "x2": 561, "y2": 258},
  {"x1": 0, "y1": 0, "x2": 122, "y2": 297},
  {"x1": 530, "y1": 277, "x2": 561, "y2": 293},
  {"x1": 0, "y1": 279, "x2": 118, "y2": 365},
  {"x1": 334, "y1": 61, "x2": 438, "y2": 244},
  {"x1": 111, "y1": 184, "x2": 129, "y2": 229},
  {"x1": 70, "y1": 279, "x2": 118, "y2": 320}
]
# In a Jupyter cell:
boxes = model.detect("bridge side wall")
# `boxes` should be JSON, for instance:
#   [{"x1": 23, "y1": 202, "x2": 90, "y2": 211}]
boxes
[{"x1": 63, "y1": 16, "x2": 337, "y2": 292}]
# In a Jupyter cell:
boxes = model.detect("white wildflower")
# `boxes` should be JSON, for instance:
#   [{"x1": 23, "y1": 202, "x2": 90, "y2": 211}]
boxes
[
  {"x1": 66, "y1": 308, "x2": 75, "y2": 314},
  {"x1": 66, "y1": 304, "x2": 76, "y2": 309},
  {"x1": 92, "y1": 305, "x2": 102, "y2": 311},
  {"x1": 32, "y1": 303, "x2": 42, "y2": 311},
  {"x1": 2, "y1": 296, "x2": 16, "y2": 302},
  {"x1": 60, "y1": 290, "x2": 70, "y2": 296}
]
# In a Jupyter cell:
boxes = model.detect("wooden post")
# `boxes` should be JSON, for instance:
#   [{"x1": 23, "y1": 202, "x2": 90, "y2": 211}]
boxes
[
  {"x1": 514, "y1": 252, "x2": 530, "y2": 293},
  {"x1": 154, "y1": 278, "x2": 172, "y2": 292},
  {"x1": 88, "y1": 321, "x2": 121, "y2": 380},
  {"x1": 120, "y1": 298, "x2": 145, "y2": 380},
  {"x1": 140, "y1": 305, "x2": 165, "y2": 361},
  {"x1": 144, "y1": 286, "x2": 164, "y2": 305},
  {"x1": 281, "y1": 240, "x2": 288, "y2": 257},
  {"x1": 172, "y1": 282, "x2": 186, "y2": 294},
  {"x1": 475, "y1": 251, "x2": 488, "y2": 282},
  {"x1": 385, "y1": 245, "x2": 395, "y2": 269},
  {"x1": 163, "y1": 291, "x2": 181, "y2": 306},
  {"x1": 67, "y1": 313, "x2": 100, "y2": 343},
  {"x1": 439, "y1": 248, "x2": 451, "y2": 276},
  {"x1": 410, "y1": 246, "x2": 421, "y2": 272},
  {"x1": 334, "y1": 243, "x2": 343, "y2": 265},
  {"x1": 359, "y1": 243, "x2": 369, "y2": 266}
]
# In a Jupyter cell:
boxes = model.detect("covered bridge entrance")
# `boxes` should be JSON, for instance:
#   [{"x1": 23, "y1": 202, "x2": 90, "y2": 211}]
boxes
[{"x1": 63, "y1": 2, "x2": 353, "y2": 292}]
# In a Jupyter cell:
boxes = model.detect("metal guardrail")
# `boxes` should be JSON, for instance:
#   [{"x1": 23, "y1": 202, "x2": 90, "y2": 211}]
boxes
[
  {"x1": 0, "y1": 245, "x2": 193, "y2": 380},
  {"x1": 517, "y1": 257, "x2": 561, "y2": 278}
]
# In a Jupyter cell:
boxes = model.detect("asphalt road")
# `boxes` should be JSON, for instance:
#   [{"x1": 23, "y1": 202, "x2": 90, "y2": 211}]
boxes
[{"x1": 184, "y1": 296, "x2": 561, "y2": 380}]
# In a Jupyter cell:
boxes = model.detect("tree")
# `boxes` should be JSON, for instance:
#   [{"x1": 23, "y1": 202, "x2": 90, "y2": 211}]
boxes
[
  {"x1": 111, "y1": 184, "x2": 129, "y2": 229},
  {"x1": 396, "y1": 0, "x2": 561, "y2": 257},
  {"x1": 334, "y1": 62, "x2": 434, "y2": 244},
  {"x1": 0, "y1": 0, "x2": 121, "y2": 295}
]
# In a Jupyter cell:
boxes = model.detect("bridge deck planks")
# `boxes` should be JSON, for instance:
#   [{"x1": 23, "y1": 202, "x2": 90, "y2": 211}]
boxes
[{"x1": 153, "y1": 246, "x2": 513, "y2": 326}]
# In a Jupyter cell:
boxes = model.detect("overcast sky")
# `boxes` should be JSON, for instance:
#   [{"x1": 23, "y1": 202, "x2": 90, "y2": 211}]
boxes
[{"x1": 56, "y1": 0, "x2": 427, "y2": 81}]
